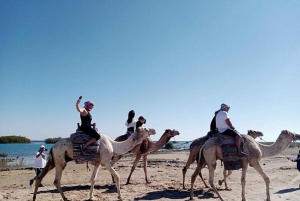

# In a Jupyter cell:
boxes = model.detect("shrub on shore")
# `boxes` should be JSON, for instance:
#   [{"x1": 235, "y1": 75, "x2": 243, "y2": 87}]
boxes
[
  {"x1": 0, "y1": 136, "x2": 31, "y2": 143},
  {"x1": 45, "y1": 137, "x2": 61, "y2": 144}
]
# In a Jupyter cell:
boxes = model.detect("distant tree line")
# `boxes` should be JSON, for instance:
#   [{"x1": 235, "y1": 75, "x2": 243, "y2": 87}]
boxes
[
  {"x1": 45, "y1": 137, "x2": 61, "y2": 144},
  {"x1": 0, "y1": 136, "x2": 31, "y2": 143}
]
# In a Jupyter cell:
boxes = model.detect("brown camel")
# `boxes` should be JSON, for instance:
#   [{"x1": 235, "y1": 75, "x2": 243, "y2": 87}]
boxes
[
  {"x1": 182, "y1": 130, "x2": 264, "y2": 189},
  {"x1": 111, "y1": 129, "x2": 180, "y2": 184},
  {"x1": 32, "y1": 127, "x2": 156, "y2": 201},
  {"x1": 190, "y1": 130, "x2": 300, "y2": 201}
]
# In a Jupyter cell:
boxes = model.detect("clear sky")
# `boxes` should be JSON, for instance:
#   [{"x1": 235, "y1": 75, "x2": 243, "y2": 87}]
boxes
[{"x1": 1, "y1": 1, "x2": 299, "y2": 142}]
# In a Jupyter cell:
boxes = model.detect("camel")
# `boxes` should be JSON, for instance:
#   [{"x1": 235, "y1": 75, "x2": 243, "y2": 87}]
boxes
[
  {"x1": 190, "y1": 130, "x2": 300, "y2": 201},
  {"x1": 182, "y1": 130, "x2": 263, "y2": 189},
  {"x1": 111, "y1": 129, "x2": 180, "y2": 184},
  {"x1": 32, "y1": 127, "x2": 156, "y2": 201}
]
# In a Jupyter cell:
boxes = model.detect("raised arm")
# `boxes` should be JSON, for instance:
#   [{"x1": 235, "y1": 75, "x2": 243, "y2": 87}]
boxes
[{"x1": 75, "y1": 97, "x2": 88, "y2": 116}]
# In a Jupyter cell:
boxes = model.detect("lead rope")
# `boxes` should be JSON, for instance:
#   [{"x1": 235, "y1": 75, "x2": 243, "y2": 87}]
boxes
[{"x1": 258, "y1": 136, "x2": 294, "y2": 161}]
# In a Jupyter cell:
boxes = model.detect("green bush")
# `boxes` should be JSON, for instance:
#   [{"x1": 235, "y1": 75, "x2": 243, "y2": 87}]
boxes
[
  {"x1": 0, "y1": 136, "x2": 31, "y2": 143},
  {"x1": 45, "y1": 137, "x2": 61, "y2": 144}
]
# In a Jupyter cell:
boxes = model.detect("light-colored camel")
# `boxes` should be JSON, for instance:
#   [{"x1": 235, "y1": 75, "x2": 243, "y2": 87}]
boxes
[
  {"x1": 111, "y1": 129, "x2": 180, "y2": 184},
  {"x1": 32, "y1": 127, "x2": 156, "y2": 201},
  {"x1": 190, "y1": 130, "x2": 300, "y2": 201},
  {"x1": 182, "y1": 130, "x2": 264, "y2": 189}
]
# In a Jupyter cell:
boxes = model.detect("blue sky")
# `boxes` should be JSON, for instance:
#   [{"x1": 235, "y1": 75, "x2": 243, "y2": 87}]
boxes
[{"x1": 1, "y1": 1, "x2": 299, "y2": 142}]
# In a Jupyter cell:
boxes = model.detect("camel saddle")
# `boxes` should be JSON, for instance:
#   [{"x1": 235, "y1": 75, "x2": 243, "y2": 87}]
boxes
[
  {"x1": 218, "y1": 134, "x2": 245, "y2": 170},
  {"x1": 70, "y1": 128, "x2": 100, "y2": 164}
]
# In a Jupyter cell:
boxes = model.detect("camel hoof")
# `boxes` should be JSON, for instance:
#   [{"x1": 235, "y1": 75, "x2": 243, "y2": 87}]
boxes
[
  {"x1": 125, "y1": 182, "x2": 131, "y2": 185},
  {"x1": 118, "y1": 196, "x2": 123, "y2": 200},
  {"x1": 218, "y1": 180, "x2": 222, "y2": 186},
  {"x1": 189, "y1": 197, "x2": 194, "y2": 200}
]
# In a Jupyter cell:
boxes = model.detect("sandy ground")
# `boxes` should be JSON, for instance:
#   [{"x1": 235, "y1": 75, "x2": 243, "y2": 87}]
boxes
[{"x1": 0, "y1": 148, "x2": 300, "y2": 201}]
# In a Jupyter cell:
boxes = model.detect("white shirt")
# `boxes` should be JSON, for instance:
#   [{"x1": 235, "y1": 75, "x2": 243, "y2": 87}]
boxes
[
  {"x1": 125, "y1": 119, "x2": 136, "y2": 131},
  {"x1": 216, "y1": 110, "x2": 231, "y2": 133},
  {"x1": 34, "y1": 151, "x2": 47, "y2": 168}
]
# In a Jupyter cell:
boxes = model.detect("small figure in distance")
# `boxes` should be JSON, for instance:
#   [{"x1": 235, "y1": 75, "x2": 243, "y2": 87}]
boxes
[{"x1": 29, "y1": 145, "x2": 47, "y2": 187}]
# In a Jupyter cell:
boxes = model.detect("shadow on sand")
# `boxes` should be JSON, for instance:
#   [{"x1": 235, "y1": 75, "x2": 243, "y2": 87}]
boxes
[
  {"x1": 32, "y1": 184, "x2": 225, "y2": 200},
  {"x1": 275, "y1": 188, "x2": 300, "y2": 194}
]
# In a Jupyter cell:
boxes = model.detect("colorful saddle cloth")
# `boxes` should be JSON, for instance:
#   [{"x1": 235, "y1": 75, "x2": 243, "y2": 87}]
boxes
[
  {"x1": 70, "y1": 129, "x2": 100, "y2": 164},
  {"x1": 218, "y1": 134, "x2": 243, "y2": 170}
]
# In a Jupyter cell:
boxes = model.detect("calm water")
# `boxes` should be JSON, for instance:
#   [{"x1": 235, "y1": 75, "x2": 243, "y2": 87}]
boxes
[
  {"x1": 0, "y1": 141, "x2": 191, "y2": 166},
  {"x1": 0, "y1": 142, "x2": 55, "y2": 166}
]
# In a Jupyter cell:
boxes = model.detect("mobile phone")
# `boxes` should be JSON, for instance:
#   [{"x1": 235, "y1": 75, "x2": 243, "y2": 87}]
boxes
[{"x1": 79, "y1": 96, "x2": 82, "y2": 99}]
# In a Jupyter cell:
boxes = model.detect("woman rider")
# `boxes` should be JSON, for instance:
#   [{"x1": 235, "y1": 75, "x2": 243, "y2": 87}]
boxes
[{"x1": 76, "y1": 97, "x2": 100, "y2": 153}]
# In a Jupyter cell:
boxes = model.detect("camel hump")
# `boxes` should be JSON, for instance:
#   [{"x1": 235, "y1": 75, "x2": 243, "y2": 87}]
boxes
[
  {"x1": 71, "y1": 130, "x2": 100, "y2": 164},
  {"x1": 218, "y1": 134, "x2": 243, "y2": 170}
]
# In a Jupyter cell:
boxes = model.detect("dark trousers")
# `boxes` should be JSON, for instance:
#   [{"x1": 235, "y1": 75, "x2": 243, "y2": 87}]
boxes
[
  {"x1": 35, "y1": 168, "x2": 44, "y2": 176},
  {"x1": 80, "y1": 126, "x2": 100, "y2": 140},
  {"x1": 222, "y1": 129, "x2": 239, "y2": 138}
]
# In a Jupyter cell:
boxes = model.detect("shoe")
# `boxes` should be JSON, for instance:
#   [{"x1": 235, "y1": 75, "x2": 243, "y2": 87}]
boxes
[
  {"x1": 39, "y1": 184, "x2": 44, "y2": 187},
  {"x1": 29, "y1": 179, "x2": 33, "y2": 187}
]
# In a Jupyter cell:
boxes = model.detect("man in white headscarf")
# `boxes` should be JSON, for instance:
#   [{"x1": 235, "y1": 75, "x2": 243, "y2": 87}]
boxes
[{"x1": 216, "y1": 103, "x2": 248, "y2": 157}]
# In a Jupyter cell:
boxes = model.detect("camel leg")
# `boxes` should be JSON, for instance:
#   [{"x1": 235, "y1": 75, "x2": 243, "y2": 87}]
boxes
[
  {"x1": 182, "y1": 152, "x2": 196, "y2": 189},
  {"x1": 110, "y1": 155, "x2": 123, "y2": 183},
  {"x1": 53, "y1": 164, "x2": 69, "y2": 201},
  {"x1": 208, "y1": 163, "x2": 224, "y2": 201},
  {"x1": 126, "y1": 154, "x2": 142, "y2": 185},
  {"x1": 218, "y1": 169, "x2": 232, "y2": 189},
  {"x1": 143, "y1": 155, "x2": 151, "y2": 184},
  {"x1": 197, "y1": 161, "x2": 209, "y2": 188},
  {"x1": 241, "y1": 164, "x2": 248, "y2": 201},
  {"x1": 103, "y1": 162, "x2": 123, "y2": 200},
  {"x1": 189, "y1": 162, "x2": 202, "y2": 200},
  {"x1": 89, "y1": 164, "x2": 100, "y2": 200},
  {"x1": 250, "y1": 162, "x2": 270, "y2": 201}
]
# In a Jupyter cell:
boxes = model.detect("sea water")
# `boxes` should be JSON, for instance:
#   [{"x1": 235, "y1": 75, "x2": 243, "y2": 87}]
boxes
[
  {"x1": 0, "y1": 141, "x2": 192, "y2": 166},
  {"x1": 0, "y1": 142, "x2": 54, "y2": 166}
]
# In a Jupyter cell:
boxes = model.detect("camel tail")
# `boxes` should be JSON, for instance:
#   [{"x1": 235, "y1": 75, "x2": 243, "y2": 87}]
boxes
[{"x1": 198, "y1": 146, "x2": 205, "y2": 166}]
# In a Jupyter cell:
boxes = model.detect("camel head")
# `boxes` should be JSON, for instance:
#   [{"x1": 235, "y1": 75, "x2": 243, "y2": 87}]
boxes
[
  {"x1": 164, "y1": 129, "x2": 180, "y2": 138},
  {"x1": 133, "y1": 127, "x2": 156, "y2": 142},
  {"x1": 280, "y1": 130, "x2": 300, "y2": 141},
  {"x1": 247, "y1": 130, "x2": 264, "y2": 139}
]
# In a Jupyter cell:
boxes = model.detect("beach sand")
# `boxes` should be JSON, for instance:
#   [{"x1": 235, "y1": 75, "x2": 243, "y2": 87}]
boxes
[{"x1": 0, "y1": 148, "x2": 300, "y2": 201}]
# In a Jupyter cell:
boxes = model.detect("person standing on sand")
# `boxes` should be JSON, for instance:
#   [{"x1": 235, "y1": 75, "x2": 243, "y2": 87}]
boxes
[
  {"x1": 216, "y1": 103, "x2": 248, "y2": 157},
  {"x1": 29, "y1": 145, "x2": 47, "y2": 187}
]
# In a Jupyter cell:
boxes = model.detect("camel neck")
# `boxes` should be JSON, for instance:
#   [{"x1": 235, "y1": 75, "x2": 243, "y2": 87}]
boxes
[{"x1": 257, "y1": 134, "x2": 292, "y2": 158}]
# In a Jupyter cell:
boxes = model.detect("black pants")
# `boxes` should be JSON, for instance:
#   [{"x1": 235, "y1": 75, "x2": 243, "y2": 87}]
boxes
[
  {"x1": 80, "y1": 126, "x2": 101, "y2": 140},
  {"x1": 35, "y1": 168, "x2": 44, "y2": 176},
  {"x1": 222, "y1": 129, "x2": 239, "y2": 137}
]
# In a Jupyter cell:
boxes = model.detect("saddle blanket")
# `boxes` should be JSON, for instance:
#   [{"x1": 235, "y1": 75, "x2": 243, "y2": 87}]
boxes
[
  {"x1": 70, "y1": 129, "x2": 100, "y2": 164},
  {"x1": 218, "y1": 134, "x2": 243, "y2": 170}
]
